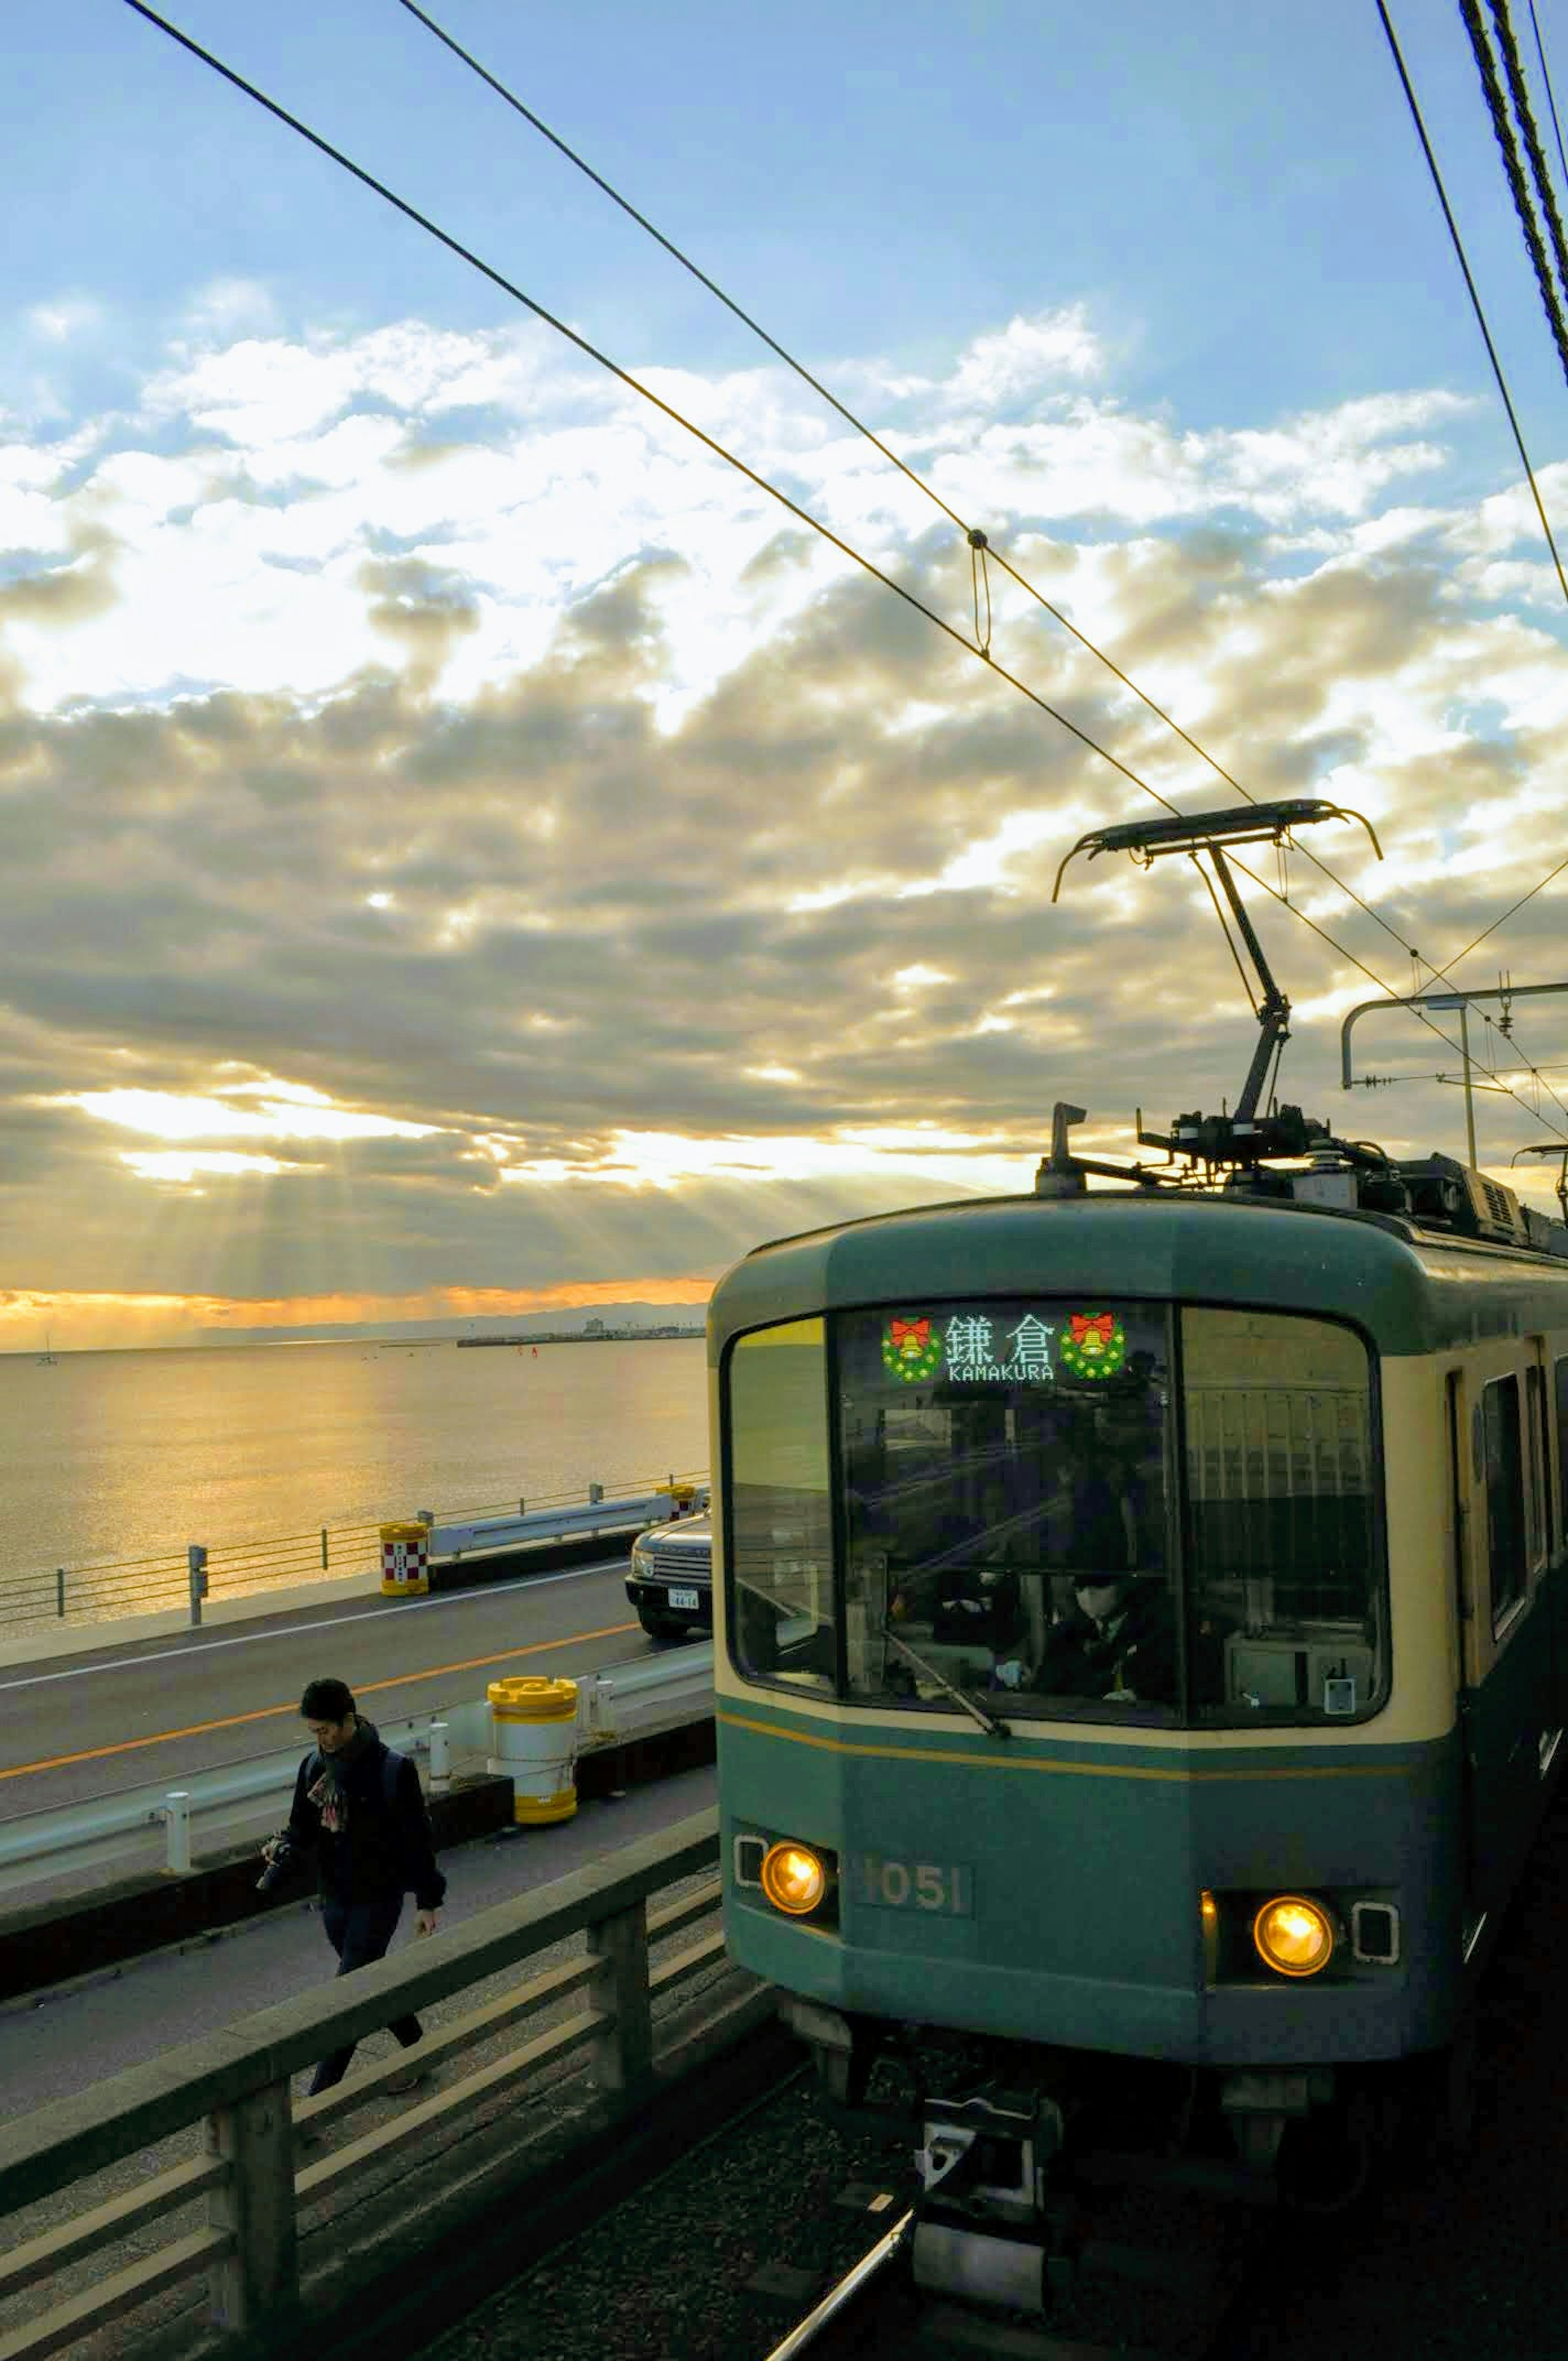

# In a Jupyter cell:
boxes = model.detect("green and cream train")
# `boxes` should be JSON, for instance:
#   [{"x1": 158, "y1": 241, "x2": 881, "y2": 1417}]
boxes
[{"x1": 713, "y1": 1110, "x2": 1568, "y2": 2227}]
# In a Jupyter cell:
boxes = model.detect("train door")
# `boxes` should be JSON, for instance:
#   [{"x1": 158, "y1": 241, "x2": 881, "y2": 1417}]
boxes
[
  {"x1": 1445, "y1": 1370, "x2": 1482, "y2": 1953},
  {"x1": 1452, "y1": 1355, "x2": 1556, "y2": 1939},
  {"x1": 1528, "y1": 1345, "x2": 1563, "y2": 1781}
]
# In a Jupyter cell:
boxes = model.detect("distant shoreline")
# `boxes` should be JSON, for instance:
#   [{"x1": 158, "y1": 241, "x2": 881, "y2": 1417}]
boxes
[{"x1": 458, "y1": 1328, "x2": 703, "y2": 1346}]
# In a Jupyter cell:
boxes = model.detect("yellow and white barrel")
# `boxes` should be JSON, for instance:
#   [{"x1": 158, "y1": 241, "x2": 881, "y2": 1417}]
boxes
[
  {"x1": 380, "y1": 1521, "x2": 430, "y2": 1598},
  {"x1": 487, "y1": 1676, "x2": 579, "y2": 1824}
]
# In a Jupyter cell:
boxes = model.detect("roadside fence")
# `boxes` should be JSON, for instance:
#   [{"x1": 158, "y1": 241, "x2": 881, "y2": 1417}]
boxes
[
  {"x1": 0, "y1": 1647, "x2": 715, "y2": 1901},
  {"x1": 0, "y1": 1809, "x2": 772, "y2": 2361},
  {"x1": 0, "y1": 1468, "x2": 708, "y2": 1637}
]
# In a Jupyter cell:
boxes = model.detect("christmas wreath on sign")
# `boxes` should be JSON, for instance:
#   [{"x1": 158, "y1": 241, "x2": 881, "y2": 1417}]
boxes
[
  {"x1": 882, "y1": 1314, "x2": 944, "y2": 1383},
  {"x1": 1059, "y1": 1310, "x2": 1126, "y2": 1380}
]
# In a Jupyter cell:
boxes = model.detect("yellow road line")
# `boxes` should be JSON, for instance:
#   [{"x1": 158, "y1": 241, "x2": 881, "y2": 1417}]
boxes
[{"x1": 0, "y1": 1621, "x2": 640, "y2": 1781}]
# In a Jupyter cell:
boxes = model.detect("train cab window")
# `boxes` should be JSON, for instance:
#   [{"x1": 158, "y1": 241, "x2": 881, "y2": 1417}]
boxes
[
  {"x1": 1180, "y1": 1310, "x2": 1384, "y2": 1724},
  {"x1": 1484, "y1": 1375, "x2": 1528, "y2": 1631},
  {"x1": 725, "y1": 1319, "x2": 836, "y2": 1694},
  {"x1": 832, "y1": 1297, "x2": 1176, "y2": 1725},
  {"x1": 722, "y1": 1297, "x2": 1386, "y2": 1726}
]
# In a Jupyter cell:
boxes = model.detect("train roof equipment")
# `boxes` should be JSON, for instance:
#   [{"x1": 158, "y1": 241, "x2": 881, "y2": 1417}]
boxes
[{"x1": 1044, "y1": 797, "x2": 1568, "y2": 1262}]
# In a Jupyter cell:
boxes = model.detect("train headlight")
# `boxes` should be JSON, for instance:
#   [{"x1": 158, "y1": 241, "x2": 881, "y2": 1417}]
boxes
[
  {"x1": 761, "y1": 1841, "x2": 828, "y2": 1917},
  {"x1": 1253, "y1": 1894, "x2": 1335, "y2": 1978}
]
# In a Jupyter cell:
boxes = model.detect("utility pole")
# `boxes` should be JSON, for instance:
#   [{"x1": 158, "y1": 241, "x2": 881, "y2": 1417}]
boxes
[
  {"x1": 1341, "y1": 979, "x2": 1568, "y2": 1172},
  {"x1": 1426, "y1": 997, "x2": 1478, "y2": 1169}
]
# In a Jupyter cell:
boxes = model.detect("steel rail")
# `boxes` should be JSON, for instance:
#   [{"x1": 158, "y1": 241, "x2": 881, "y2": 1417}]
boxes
[{"x1": 760, "y1": 2208, "x2": 915, "y2": 2360}]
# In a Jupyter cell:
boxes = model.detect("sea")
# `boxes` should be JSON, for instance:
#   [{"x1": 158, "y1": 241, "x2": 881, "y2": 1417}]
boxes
[{"x1": 0, "y1": 1337, "x2": 708, "y2": 1619}]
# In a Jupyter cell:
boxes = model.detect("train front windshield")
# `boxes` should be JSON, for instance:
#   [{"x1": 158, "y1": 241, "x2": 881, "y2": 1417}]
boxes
[{"x1": 724, "y1": 1300, "x2": 1384, "y2": 1727}]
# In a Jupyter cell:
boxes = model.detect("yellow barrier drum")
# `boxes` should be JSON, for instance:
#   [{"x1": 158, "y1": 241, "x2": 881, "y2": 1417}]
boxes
[
  {"x1": 487, "y1": 1676, "x2": 579, "y2": 1824},
  {"x1": 380, "y1": 1521, "x2": 430, "y2": 1597}
]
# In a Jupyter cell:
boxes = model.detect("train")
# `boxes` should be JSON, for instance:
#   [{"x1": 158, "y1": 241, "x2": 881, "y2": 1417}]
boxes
[{"x1": 711, "y1": 800, "x2": 1568, "y2": 2295}]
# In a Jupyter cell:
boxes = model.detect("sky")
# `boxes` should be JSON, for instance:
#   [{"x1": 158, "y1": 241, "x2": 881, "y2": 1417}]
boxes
[{"x1": 7, "y1": 0, "x2": 1568, "y2": 1350}]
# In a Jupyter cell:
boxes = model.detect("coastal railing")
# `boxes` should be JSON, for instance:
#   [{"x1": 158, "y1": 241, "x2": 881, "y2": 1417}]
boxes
[
  {"x1": 0, "y1": 1810, "x2": 771, "y2": 2358},
  {"x1": 0, "y1": 1466, "x2": 708, "y2": 1636},
  {"x1": 0, "y1": 1648, "x2": 715, "y2": 1898}
]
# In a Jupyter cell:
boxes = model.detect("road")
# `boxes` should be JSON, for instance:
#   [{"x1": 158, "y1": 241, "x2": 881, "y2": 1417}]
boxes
[
  {"x1": 0, "y1": 1557, "x2": 657, "y2": 1818},
  {"x1": 0, "y1": 1760, "x2": 717, "y2": 2116}
]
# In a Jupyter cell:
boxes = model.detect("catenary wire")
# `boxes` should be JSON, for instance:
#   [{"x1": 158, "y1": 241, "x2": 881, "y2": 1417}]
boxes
[
  {"x1": 395, "y1": 0, "x2": 1568, "y2": 1096},
  {"x1": 121, "y1": 0, "x2": 1568, "y2": 1147},
  {"x1": 1528, "y1": 0, "x2": 1568, "y2": 191},
  {"x1": 393, "y1": 0, "x2": 1469, "y2": 1009},
  {"x1": 1374, "y1": 0, "x2": 1568, "y2": 1085},
  {"x1": 1440, "y1": 848, "x2": 1568, "y2": 976},
  {"x1": 1461, "y1": 0, "x2": 1568, "y2": 386},
  {"x1": 118, "y1": 0, "x2": 1179, "y2": 812},
  {"x1": 392, "y1": 0, "x2": 1568, "y2": 1143},
  {"x1": 1379, "y1": 0, "x2": 1568, "y2": 605},
  {"x1": 1488, "y1": 0, "x2": 1568, "y2": 313}
]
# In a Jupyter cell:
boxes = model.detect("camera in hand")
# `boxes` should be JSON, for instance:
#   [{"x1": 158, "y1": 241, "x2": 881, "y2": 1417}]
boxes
[{"x1": 255, "y1": 1833, "x2": 298, "y2": 1895}]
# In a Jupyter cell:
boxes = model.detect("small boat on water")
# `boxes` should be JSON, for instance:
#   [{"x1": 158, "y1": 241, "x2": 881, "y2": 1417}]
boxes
[{"x1": 37, "y1": 1330, "x2": 57, "y2": 1366}]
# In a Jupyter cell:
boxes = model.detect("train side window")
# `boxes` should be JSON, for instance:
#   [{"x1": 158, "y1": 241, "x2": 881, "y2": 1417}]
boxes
[
  {"x1": 1483, "y1": 1376, "x2": 1528, "y2": 1632},
  {"x1": 1526, "y1": 1362, "x2": 1551, "y2": 1570},
  {"x1": 1555, "y1": 1358, "x2": 1568, "y2": 1544},
  {"x1": 724, "y1": 1319, "x2": 836, "y2": 1695}
]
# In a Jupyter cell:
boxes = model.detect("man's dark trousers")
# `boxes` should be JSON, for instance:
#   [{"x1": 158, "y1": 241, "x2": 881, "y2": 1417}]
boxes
[{"x1": 309, "y1": 1894, "x2": 424, "y2": 2095}]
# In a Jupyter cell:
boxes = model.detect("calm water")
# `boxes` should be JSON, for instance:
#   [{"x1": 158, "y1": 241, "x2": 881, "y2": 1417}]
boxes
[{"x1": 0, "y1": 1339, "x2": 708, "y2": 1607}]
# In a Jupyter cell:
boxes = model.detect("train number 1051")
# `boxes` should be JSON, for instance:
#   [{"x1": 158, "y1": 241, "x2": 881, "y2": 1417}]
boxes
[{"x1": 856, "y1": 1854, "x2": 973, "y2": 1916}]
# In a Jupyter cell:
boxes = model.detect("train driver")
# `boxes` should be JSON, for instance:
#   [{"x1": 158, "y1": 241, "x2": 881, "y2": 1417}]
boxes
[{"x1": 1032, "y1": 1572, "x2": 1177, "y2": 1706}]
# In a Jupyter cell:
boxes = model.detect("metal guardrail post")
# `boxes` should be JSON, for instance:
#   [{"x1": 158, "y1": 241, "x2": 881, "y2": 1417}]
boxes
[
  {"x1": 588, "y1": 1482, "x2": 604, "y2": 1503},
  {"x1": 588, "y1": 1901, "x2": 654, "y2": 2095},
  {"x1": 204, "y1": 2084, "x2": 299, "y2": 2336},
  {"x1": 320, "y1": 1527, "x2": 328, "y2": 1570},
  {"x1": 187, "y1": 1544, "x2": 208, "y2": 1628},
  {"x1": 55, "y1": 1568, "x2": 65, "y2": 1619},
  {"x1": 428, "y1": 1722, "x2": 449, "y2": 1792},
  {"x1": 164, "y1": 1793, "x2": 192, "y2": 1875}
]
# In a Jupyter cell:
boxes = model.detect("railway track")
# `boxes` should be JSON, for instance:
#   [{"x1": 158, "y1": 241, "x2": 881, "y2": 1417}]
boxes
[
  {"x1": 758, "y1": 2182, "x2": 1282, "y2": 2361},
  {"x1": 744, "y1": 2062, "x2": 1306, "y2": 2361}
]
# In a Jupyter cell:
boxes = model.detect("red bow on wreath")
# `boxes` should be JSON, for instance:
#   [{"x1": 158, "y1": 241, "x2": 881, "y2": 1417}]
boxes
[
  {"x1": 1070, "y1": 1312, "x2": 1116, "y2": 1345},
  {"x1": 890, "y1": 1317, "x2": 930, "y2": 1350}
]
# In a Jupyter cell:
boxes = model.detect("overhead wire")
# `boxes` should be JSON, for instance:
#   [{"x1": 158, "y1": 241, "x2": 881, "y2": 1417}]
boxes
[
  {"x1": 1377, "y1": 0, "x2": 1568, "y2": 608},
  {"x1": 394, "y1": 0, "x2": 1568, "y2": 1116},
  {"x1": 118, "y1": 0, "x2": 1174, "y2": 813},
  {"x1": 393, "y1": 0, "x2": 1465, "y2": 996},
  {"x1": 120, "y1": 0, "x2": 1568, "y2": 1147},
  {"x1": 1439, "y1": 846, "x2": 1568, "y2": 973},
  {"x1": 1372, "y1": 0, "x2": 1568, "y2": 1132},
  {"x1": 1461, "y1": 0, "x2": 1568, "y2": 384},
  {"x1": 1498, "y1": 0, "x2": 1568, "y2": 287},
  {"x1": 1528, "y1": 0, "x2": 1568, "y2": 192}
]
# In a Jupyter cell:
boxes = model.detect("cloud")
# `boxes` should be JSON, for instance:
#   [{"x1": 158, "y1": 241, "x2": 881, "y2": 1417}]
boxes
[
  {"x1": 942, "y1": 307, "x2": 1106, "y2": 405},
  {"x1": 2, "y1": 304, "x2": 1567, "y2": 1342},
  {"x1": 25, "y1": 298, "x2": 102, "y2": 345},
  {"x1": 182, "y1": 278, "x2": 281, "y2": 343}
]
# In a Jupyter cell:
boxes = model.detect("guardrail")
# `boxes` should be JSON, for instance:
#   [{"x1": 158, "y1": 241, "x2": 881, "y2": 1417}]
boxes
[
  {"x1": 0, "y1": 1648, "x2": 715, "y2": 1899},
  {"x1": 0, "y1": 1809, "x2": 764, "y2": 2358},
  {"x1": 428, "y1": 1481, "x2": 706, "y2": 1562},
  {"x1": 0, "y1": 1468, "x2": 707, "y2": 1636}
]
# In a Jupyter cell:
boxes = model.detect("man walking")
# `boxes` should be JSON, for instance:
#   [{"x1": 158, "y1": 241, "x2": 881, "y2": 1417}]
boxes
[{"x1": 267, "y1": 1675, "x2": 447, "y2": 2096}]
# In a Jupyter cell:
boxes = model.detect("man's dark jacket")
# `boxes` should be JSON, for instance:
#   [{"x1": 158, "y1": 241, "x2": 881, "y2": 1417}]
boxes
[
  {"x1": 282, "y1": 1716, "x2": 447, "y2": 1910},
  {"x1": 1033, "y1": 1581, "x2": 1177, "y2": 1706}
]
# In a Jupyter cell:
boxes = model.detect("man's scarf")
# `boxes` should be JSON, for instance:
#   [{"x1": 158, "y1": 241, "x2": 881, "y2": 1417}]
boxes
[{"x1": 307, "y1": 1715, "x2": 376, "y2": 1835}]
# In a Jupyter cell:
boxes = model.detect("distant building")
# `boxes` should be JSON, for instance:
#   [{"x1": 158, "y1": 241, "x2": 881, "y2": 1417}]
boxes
[{"x1": 584, "y1": 1317, "x2": 605, "y2": 1336}]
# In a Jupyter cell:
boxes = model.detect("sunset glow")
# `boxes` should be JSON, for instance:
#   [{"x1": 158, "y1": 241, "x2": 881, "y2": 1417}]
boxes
[{"x1": 6, "y1": 7, "x2": 1568, "y2": 1351}]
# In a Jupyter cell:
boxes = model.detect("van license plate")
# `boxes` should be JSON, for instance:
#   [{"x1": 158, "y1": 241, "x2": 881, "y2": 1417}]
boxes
[{"x1": 668, "y1": 1587, "x2": 700, "y2": 1611}]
